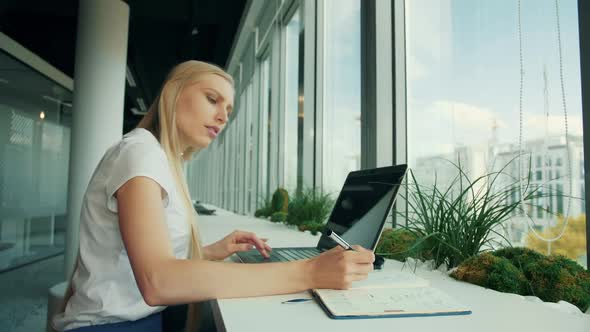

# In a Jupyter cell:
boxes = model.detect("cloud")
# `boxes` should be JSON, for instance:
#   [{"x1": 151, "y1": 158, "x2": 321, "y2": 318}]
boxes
[
  {"x1": 433, "y1": 100, "x2": 506, "y2": 131},
  {"x1": 407, "y1": 55, "x2": 429, "y2": 80},
  {"x1": 408, "y1": 100, "x2": 503, "y2": 162},
  {"x1": 408, "y1": 98, "x2": 584, "y2": 165},
  {"x1": 405, "y1": 0, "x2": 453, "y2": 64},
  {"x1": 522, "y1": 113, "x2": 584, "y2": 137}
]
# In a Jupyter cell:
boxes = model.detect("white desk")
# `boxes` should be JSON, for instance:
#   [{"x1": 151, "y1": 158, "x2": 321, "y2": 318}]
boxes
[{"x1": 198, "y1": 208, "x2": 590, "y2": 332}]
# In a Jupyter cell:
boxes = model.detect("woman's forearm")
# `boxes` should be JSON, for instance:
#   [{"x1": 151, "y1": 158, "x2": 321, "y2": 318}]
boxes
[{"x1": 143, "y1": 258, "x2": 313, "y2": 306}]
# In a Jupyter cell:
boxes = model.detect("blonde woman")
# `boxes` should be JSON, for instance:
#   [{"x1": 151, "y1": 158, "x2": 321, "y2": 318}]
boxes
[{"x1": 52, "y1": 60, "x2": 375, "y2": 332}]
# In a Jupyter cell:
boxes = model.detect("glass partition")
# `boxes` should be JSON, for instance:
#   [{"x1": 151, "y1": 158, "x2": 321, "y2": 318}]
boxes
[{"x1": 0, "y1": 51, "x2": 71, "y2": 272}]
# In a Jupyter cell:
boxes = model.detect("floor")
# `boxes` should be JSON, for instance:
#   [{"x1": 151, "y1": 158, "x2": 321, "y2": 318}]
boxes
[
  {"x1": 0, "y1": 254, "x2": 64, "y2": 332},
  {"x1": 0, "y1": 218, "x2": 66, "y2": 271}
]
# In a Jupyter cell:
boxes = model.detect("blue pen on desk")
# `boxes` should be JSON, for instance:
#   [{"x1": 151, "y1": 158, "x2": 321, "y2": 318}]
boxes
[
  {"x1": 325, "y1": 229, "x2": 355, "y2": 251},
  {"x1": 281, "y1": 298, "x2": 313, "y2": 304}
]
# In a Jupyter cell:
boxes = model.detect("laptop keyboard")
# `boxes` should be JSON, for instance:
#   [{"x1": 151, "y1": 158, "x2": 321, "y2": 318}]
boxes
[{"x1": 239, "y1": 248, "x2": 322, "y2": 263}]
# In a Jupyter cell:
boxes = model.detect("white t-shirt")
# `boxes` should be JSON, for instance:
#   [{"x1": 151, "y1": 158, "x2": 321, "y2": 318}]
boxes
[{"x1": 53, "y1": 128, "x2": 191, "y2": 331}]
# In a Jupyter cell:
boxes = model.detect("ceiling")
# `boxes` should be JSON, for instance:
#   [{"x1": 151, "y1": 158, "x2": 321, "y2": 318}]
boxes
[{"x1": 0, "y1": 0, "x2": 247, "y2": 133}]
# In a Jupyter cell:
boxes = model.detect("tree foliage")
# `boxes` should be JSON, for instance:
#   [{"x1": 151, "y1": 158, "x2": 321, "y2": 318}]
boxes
[{"x1": 526, "y1": 214, "x2": 586, "y2": 262}]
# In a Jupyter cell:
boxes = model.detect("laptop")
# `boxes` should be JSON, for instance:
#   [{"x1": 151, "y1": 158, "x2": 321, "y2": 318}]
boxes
[{"x1": 236, "y1": 164, "x2": 408, "y2": 263}]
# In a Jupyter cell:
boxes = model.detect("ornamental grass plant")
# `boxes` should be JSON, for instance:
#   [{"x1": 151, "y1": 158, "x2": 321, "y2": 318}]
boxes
[
  {"x1": 399, "y1": 158, "x2": 542, "y2": 269},
  {"x1": 254, "y1": 187, "x2": 334, "y2": 235},
  {"x1": 286, "y1": 187, "x2": 334, "y2": 228},
  {"x1": 254, "y1": 194, "x2": 273, "y2": 218}
]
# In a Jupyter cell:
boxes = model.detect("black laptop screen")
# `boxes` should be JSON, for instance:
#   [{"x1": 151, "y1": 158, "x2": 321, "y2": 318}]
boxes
[{"x1": 316, "y1": 165, "x2": 407, "y2": 251}]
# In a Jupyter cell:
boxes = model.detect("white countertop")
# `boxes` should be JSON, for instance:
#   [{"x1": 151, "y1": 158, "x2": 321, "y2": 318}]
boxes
[{"x1": 197, "y1": 207, "x2": 590, "y2": 332}]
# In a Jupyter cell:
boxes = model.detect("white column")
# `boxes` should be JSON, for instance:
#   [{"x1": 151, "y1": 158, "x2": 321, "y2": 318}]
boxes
[{"x1": 64, "y1": 0, "x2": 129, "y2": 277}]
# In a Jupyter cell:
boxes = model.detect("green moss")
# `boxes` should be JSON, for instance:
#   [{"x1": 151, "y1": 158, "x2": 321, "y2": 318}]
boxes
[
  {"x1": 454, "y1": 248, "x2": 590, "y2": 312},
  {"x1": 255, "y1": 195, "x2": 274, "y2": 218},
  {"x1": 451, "y1": 253, "x2": 528, "y2": 295},
  {"x1": 254, "y1": 208, "x2": 271, "y2": 218},
  {"x1": 375, "y1": 228, "x2": 418, "y2": 262},
  {"x1": 298, "y1": 222, "x2": 325, "y2": 235},
  {"x1": 270, "y1": 211, "x2": 288, "y2": 223},
  {"x1": 492, "y1": 247, "x2": 545, "y2": 271},
  {"x1": 524, "y1": 255, "x2": 590, "y2": 312}
]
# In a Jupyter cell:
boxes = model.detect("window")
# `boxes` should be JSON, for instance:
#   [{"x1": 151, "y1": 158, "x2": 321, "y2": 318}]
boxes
[
  {"x1": 284, "y1": 8, "x2": 305, "y2": 192},
  {"x1": 557, "y1": 184, "x2": 565, "y2": 215},
  {"x1": 549, "y1": 184, "x2": 554, "y2": 213},
  {"x1": 537, "y1": 190, "x2": 544, "y2": 219},
  {"x1": 0, "y1": 51, "x2": 72, "y2": 271},
  {"x1": 245, "y1": 84, "x2": 254, "y2": 213},
  {"x1": 405, "y1": 0, "x2": 586, "y2": 267},
  {"x1": 556, "y1": 157, "x2": 563, "y2": 166},
  {"x1": 322, "y1": 0, "x2": 362, "y2": 194}
]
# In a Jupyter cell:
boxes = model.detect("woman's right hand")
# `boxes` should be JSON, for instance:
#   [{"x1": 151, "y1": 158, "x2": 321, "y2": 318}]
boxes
[{"x1": 306, "y1": 245, "x2": 375, "y2": 290}]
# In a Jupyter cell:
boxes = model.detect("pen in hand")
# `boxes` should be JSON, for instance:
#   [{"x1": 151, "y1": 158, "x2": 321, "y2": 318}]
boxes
[{"x1": 325, "y1": 228, "x2": 355, "y2": 251}]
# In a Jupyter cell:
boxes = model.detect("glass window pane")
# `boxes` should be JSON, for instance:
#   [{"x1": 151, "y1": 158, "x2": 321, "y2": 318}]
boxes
[
  {"x1": 284, "y1": 9, "x2": 305, "y2": 192},
  {"x1": 323, "y1": 0, "x2": 361, "y2": 194},
  {"x1": 0, "y1": 51, "x2": 71, "y2": 271},
  {"x1": 406, "y1": 0, "x2": 586, "y2": 267}
]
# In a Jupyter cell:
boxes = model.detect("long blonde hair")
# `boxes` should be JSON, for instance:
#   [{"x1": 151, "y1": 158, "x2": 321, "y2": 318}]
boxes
[
  {"x1": 137, "y1": 60, "x2": 233, "y2": 259},
  {"x1": 58, "y1": 60, "x2": 234, "y2": 332},
  {"x1": 138, "y1": 60, "x2": 233, "y2": 331}
]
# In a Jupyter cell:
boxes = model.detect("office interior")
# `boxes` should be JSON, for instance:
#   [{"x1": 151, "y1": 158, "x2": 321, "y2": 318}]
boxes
[{"x1": 0, "y1": 0, "x2": 589, "y2": 331}]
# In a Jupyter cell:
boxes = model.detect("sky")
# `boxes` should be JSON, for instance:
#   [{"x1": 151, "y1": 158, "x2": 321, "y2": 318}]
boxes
[
  {"x1": 322, "y1": 0, "x2": 362, "y2": 193},
  {"x1": 279, "y1": 0, "x2": 584, "y2": 194},
  {"x1": 406, "y1": 0, "x2": 583, "y2": 164}
]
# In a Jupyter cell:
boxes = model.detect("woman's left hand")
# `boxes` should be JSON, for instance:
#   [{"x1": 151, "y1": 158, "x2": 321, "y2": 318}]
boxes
[{"x1": 203, "y1": 230, "x2": 272, "y2": 261}]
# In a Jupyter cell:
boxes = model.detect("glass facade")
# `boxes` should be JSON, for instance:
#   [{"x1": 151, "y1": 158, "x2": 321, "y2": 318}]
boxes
[
  {"x1": 284, "y1": 8, "x2": 304, "y2": 193},
  {"x1": 322, "y1": 0, "x2": 361, "y2": 195},
  {"x1": 0, "y1": 51, "x2": 71, "y2": 272},
  {"x1": 186, "y1": 0, "x2": 589, "y2": 269},
  {"x1": 406, "y1": 0, "x2": 586, "y2": 267}
]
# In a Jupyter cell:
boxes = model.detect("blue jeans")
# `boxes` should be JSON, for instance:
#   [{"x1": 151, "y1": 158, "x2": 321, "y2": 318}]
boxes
[
  {"x1": 65, "y1": 312, "x2": 162, "y2": 332},
  {"x1": 65, "y1": 303, "x2": 215, "y2": 332}
]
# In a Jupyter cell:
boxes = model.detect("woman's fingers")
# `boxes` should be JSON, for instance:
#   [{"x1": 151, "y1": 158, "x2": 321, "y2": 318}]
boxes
[
  {"x1": 349, "y1": 251, "x2": 375, "y2": 264},
  {"x1": 246, "y1": 240, "x2": 270, "y2": 257},
  {"x1": 235, "y1": 231, "x2": 270, "y2": 257},
  {"x1": 346, "y1": 246, "x2": 375, "y2": 264},
  {"x1": 349, "y1": 271, "x2": 370, "y2": 282},
  {"x1": 253, "y1": 238, "x2": 272, "y2": 251},
  {"x1": 350, "y1": 244, "x2": 364, "y2": 251},
  {"x1": 325, "y1": 246, "x2": 345, "y2": 254},
  {"x1": 234, "y1": 243, "x2": 255, "y2": 252},
  {"x1": 243, "y1": 237, "x2": 272, "y2": 250},
  {"x1": 353, "y1": 262, "x2": 374, "y2": 275}
]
